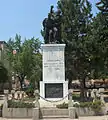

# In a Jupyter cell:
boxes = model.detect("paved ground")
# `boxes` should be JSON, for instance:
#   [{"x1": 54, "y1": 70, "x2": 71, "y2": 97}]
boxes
[
  {"x1": 0, "y1": 118, "x2": 76, "y2": 120},
  {"x1": 0, "y1": 116, "x2": 108, "y2": 120},
  {"x1": 79, "y1": 116, "x2": 108, "y2": 120}
]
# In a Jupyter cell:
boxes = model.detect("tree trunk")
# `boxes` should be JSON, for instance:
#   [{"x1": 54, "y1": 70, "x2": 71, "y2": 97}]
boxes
[
  {"x1": 68, "y1": 79, "x2": 72, "y2": 89},
  {"x1": 8, "y1": 75, "x2": 12, "y2": 92},
  {"x1": 80, "y1": 78, "x2": 87, "y2": 102},
  {"x1": 80, "y1": 81, "x2": 85, "y2": 102}
]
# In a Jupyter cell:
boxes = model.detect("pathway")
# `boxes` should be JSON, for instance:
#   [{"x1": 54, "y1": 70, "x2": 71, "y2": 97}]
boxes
[{"x1": 0, "y1": 116, "x2": 108, "y2": 120}]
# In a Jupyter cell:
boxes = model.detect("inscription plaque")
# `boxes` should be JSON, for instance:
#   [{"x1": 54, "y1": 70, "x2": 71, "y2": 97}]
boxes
[
  {"x1": 45, "y1": 83, "x2": 63, "y2": 98},
  {"x1": 43, "y1": 46, "x2": 64, "y2": 81}
]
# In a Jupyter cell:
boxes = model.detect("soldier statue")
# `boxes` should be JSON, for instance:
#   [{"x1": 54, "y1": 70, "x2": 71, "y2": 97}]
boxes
[{"x1": 42, "y1": 6, "x2": 62, "y2": 44}]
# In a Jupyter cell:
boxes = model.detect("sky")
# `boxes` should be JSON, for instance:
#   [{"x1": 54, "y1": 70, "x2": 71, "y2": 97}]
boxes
[{"x1": 0, "y1": 0, "x2": 99, "y2": 42}]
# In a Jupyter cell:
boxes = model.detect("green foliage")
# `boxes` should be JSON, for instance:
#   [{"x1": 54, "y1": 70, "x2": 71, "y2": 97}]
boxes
[
  {"x1": 72, "y1": 94, "x2": 80, "y2": 101},
  {"x1": 74, "y1": 100, "x2": 104, "y2": 114},
  {"x1": 7, "y1": 34, "x2": 42, "y2": 89},
  {"x1": 88, "y1": 12, "x2": 108, "y2": 79},
  {"x1": 56, "y1": 100, "x2": 104, "y2": 114},
  {"x1": 0, "y1": 62, "x2": 9, "y2": 83},
  {"x1": 25, "y1": 83, "x2": 35, "y2": 97},
  {"x1": 56, "y1": 102, "x2": 68, "y2": 109},
  {"x1": 57, "y1": 0, "x2": 93, "y2": 87},
  {"x1": 22, "y1": 97, "x2": 35, "y2": 102},
  {"x1": 55, "y1": 0, "x2": 93, "y2": 101},
  {"x1": 91, "y1": 100, "x2": 104, "y2": 113},
  {"x1": 73, "y1": 101, "x2": 92, "y2": 108},
  {"x1": 8, "y1": 100, "x2": 35, "y2": 108},
  {"x1": 96, "y1": 0, "x2": 108, "y2": 15},
  {"x1": 56, "y1": 0, "x2": 108, "y2": 96}
]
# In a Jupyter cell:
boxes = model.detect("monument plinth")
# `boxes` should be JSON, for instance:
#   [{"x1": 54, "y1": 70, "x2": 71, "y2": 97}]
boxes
[{"x1": 40, "y1": 44, "x2": 68, "y2": 107}]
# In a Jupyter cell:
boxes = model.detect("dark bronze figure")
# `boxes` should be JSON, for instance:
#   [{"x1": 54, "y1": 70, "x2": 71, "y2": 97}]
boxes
[{"x1": 42, "y1": 6, "x2": 62, "y2": 44}]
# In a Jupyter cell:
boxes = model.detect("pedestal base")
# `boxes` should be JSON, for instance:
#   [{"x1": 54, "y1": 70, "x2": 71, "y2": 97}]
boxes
[{"x1": 39, "y1": 81, "x2": 68, "y2": 107}]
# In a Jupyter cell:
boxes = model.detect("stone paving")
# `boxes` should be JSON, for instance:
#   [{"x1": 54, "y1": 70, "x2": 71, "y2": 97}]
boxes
[
  {"x1": 0, "y1": 118, "x2": 76, "y2": 120},
  {"x1": 0, "y1": 116, "x2": 108, "y2": 120}
]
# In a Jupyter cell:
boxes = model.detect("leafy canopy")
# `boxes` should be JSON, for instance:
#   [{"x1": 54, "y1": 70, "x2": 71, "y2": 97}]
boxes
[{"x1": 7, "y1": 34, "x2": 42, "y2": 88}]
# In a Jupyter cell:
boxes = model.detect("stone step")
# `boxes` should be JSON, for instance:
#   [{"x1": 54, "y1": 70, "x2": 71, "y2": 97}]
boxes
[
  {"x1": 40, "y1": 108, "x2": 69, "y2": 118},
  {"x1": 0, "y1": 95, "x2": 4, "y2": 100},
  {"x1": 42, "y1": 115, "x2": 69, "y2": 119}
]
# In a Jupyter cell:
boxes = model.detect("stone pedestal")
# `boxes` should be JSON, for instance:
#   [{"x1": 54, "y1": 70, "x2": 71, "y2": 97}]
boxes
[{"x1": 40, "y1": 44, "x2": 68, "y2": 107}]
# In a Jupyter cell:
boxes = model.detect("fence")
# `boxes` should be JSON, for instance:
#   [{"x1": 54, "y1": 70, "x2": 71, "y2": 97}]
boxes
[{"x1": 4, "y1": 90, "x2": 26, "y2": 101}]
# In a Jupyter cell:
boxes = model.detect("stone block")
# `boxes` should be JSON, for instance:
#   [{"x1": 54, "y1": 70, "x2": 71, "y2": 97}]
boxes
[
  {"x1": 12, "y1": 108, "x2": 27, "y2": 118},
  {"x1": 32, "y1": 108, "x2": 39, "y2": 120},
  {"x1": 40, "y1": 108, "x2": 68, "y2": 117},
  {"x1": 68, "y1": 107, "x2": 76, "y2": 119},
  {"x1": 76, "y1": 107, "x2": 95, "y2": 116},
  {"x1": 2, "y1": 108, "x2": 33, "y2": 118}
]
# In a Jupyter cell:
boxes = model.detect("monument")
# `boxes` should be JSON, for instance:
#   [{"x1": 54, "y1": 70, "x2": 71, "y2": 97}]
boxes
[
  {"x1": 42, "y1": 5, "x2": 62, "y2": 44},
  {"x1": 39, "y1": 6, "x2": 68, "y2": 107}
]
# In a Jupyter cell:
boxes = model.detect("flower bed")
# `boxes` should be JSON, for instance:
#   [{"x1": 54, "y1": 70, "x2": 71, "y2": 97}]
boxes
[
  {"x1": 56, "y1": 100, "x2": 105, "y2": 116},
  {"x1": 2, "y1": 100, "x2": 35, "y2": 118},
  {"x1": 8, "y1": 100, "x2": 35, "y2": 108}
]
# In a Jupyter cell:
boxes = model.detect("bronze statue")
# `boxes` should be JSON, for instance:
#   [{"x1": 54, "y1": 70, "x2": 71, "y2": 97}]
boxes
[{"x1": 43, "y1": 6, "x2": 62, "y2": 44}]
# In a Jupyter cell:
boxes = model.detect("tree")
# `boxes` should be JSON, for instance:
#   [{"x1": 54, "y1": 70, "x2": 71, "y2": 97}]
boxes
[
  {"x1": 96, "y1": 0, "x2": 108, "y2": 14},
  {"x1": 87, "y1": 2, "x2": 108, "y2": 80},
  {"x1": 56, "y1": 0, "x2": 93, "y2": 100},
  {"x1": 18, "y1": 38, "x2": 42, "y2": 88},
  {"x1": 7, "y1": 34, "x2": 42, "y2": 89},
  {"x1": 57, "y1": 1, "x2": 92, "y2": 79}
]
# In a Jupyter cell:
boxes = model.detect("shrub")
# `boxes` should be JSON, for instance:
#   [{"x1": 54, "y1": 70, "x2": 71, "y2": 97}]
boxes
[
  {"x1": 56, "y1": 102, "x2": 68, "y2": 109},
  {"x1": 22, "y1": 97, "x2": 35, "y2": 102},
  {"x1": 72, "y1": 94, "x2": 80, "y2": 101},
  {"x1": 8, "y1": 100, "x2": 35, "y2": 108},
  {"x1": 25, "y1": 88, "x2": 34, "y2": 97},
  {"x1": 25, "y1": 84, "x2": 35, "y2": 97},
  {"x1": 76, "y1": 102, "x2": 92, "y2": 108},
  {"x1": 91, "y1": 100, "x2": 104, "y2": 114},
  {"x1": 56, "y1": 99, "x2": 104, "y2": 115},
  {"x1": 74, "y1": 100, "x2": 104, "y2": 115}
]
